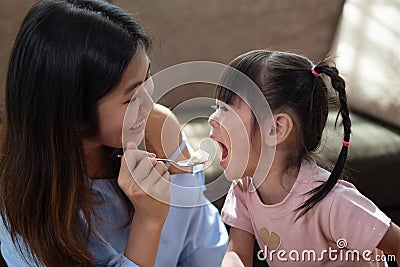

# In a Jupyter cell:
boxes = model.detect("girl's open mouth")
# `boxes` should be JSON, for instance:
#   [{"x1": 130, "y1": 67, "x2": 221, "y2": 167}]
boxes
[{"x1": 218, "y1": 141, "x2": 229, "y2": 168}]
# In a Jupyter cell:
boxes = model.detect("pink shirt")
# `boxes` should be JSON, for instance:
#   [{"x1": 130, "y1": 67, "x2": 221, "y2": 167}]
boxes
[{"x1": 222, "y1": 159, "x2": 391, "y2": 266}]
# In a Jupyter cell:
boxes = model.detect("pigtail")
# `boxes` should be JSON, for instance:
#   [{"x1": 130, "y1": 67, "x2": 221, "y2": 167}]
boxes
[{"x1": 296, "y1": 64, "x2": 351, "y2": 218}]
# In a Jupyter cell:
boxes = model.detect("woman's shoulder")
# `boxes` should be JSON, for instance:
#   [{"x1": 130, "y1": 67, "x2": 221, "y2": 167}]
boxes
[
  {"x1": 144, "y1": 104, "x2": 183, "y2": 156},
  {"x1": 145, "y1": 104, "x2": 191, "y2": 174}
]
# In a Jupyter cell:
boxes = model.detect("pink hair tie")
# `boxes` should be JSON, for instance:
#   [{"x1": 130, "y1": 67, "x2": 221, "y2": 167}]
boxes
[
  {"x1": 311, "y1": 67, "x2": 320, "y2": 77},
  {"x1": 343, "y1": 141, "x2": 350, "y2": 147}
]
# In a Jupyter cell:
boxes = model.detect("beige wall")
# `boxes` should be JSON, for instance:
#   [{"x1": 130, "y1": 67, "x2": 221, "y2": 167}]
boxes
[
  {"x1": 0, "y1": 0, "x2": 344, "y2": 103},
  {"x1": 0, "y1": 0, "x2": 37, "y2": 101}
]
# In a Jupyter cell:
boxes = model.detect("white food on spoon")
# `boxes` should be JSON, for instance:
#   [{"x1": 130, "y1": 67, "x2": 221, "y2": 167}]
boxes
[{"x1": 187, "y1": 149, "x2": 209, "y2": 165}]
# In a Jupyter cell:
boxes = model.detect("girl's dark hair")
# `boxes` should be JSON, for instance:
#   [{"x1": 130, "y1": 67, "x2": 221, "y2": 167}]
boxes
[
  {"x1": 0, "y1": 0, "x2": 151, "y2": 266},
  {"x1": 216, "y1": 50, "x2": 351, "y2": 218}
]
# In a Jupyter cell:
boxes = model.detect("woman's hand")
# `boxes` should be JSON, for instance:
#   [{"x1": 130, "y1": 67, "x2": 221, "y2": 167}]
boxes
[
  {"x1": 118, "y1": 141, "x2": 171, "y2": 222},
  {"x1": 118, "y1": 141, "x2": 171, "y2": 267}
]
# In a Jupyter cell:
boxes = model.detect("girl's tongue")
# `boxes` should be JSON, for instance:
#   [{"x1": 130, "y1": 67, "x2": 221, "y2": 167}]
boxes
[{"x1": 220, "y1": 142, "x2": 228, "y2": 160}]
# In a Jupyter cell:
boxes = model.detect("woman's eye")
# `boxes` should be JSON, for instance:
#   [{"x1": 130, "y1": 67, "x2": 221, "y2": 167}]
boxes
[
  {"x1": 145, "y1": 72, "x2": 151, "y2": 81},
  {"x1": 124, "y1": 96, "x2": 137, "y2": 105}
]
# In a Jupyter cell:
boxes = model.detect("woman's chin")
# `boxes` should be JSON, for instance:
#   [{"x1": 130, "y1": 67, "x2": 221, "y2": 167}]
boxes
[{"x1": 123, "y1": 132, "x2": 145, "y2": 147}]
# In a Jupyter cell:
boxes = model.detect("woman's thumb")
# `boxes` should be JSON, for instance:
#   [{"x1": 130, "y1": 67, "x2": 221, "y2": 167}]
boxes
[{"x1": 126, "y1": 142, "x2": 138, "y2": 150}]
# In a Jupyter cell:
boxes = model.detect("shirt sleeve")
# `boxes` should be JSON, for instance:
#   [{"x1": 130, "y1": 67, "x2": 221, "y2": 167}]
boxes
[
  {"x1": 221, "y1": 181, "x2": 254, "y2": 235},
  {"x1": 0, "y1": 216, "x2": 41, "y2": 266},
  {"x1": 155, "y1": 171, "x2": 228, "y2": 267},
  {"x1": 328, "y1": 180, "x2": 391, "y2": 252},
  {"x1": 88, "y1": 238, "x2": 140, "y2": 267},
  {"x1": 0, "y1": 207, "x2": 139, "y2": 267},
  {"x1": 89, "y1": 188, "x2": 140, "y2": 267}
]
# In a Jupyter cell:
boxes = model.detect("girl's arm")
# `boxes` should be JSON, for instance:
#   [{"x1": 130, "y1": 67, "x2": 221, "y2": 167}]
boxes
[
  {"x1": 377, "y1": 221, "x2": 400, "y2": 265},
  {"x1": 222, "y1": 227, "x2": 255, "y2": 267}
]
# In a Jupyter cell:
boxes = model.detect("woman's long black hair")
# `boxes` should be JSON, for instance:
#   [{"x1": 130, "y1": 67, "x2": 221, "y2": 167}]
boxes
[{"x1": 0, "y1": 0, "x2": 151, "y2": 266}]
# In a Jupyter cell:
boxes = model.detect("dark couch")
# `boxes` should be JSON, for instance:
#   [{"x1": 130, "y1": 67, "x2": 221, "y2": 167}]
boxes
[{"x1": 321, "y1": 111, "x2": 400, "y2": 226}]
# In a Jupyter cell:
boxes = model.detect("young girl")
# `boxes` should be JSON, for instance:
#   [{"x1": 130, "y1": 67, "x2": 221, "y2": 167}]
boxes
[
  {"x1": 0, "y1": 0, "x2": 227, "y2": 266},
  {"x1": 209, "y1": 50, "x2": 400, "y2": 266}
]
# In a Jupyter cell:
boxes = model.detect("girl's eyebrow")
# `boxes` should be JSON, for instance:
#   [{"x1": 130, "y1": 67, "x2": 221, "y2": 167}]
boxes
[{"x1": 123, "y1": 61, "x2": 151, "y2": 95}]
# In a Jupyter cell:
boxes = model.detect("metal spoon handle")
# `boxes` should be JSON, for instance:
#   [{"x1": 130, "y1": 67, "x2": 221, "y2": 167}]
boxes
[{"x1": 153, "y1": 158, "x2": 177, "y2": 164}]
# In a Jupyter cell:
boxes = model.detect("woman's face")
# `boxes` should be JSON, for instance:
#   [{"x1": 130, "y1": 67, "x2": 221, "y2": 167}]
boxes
[
  {"x1": 93, "y1": 47, "x2": 154, "y2": 148},
  {"x1": 209, "y1": 99, "x2": 261, "y2": 180}
]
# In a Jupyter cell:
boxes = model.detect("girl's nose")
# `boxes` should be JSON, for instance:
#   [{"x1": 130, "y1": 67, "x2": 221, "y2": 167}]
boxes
[{"x1": 208, "y1": 113, "x2": 220, "y2": 128}]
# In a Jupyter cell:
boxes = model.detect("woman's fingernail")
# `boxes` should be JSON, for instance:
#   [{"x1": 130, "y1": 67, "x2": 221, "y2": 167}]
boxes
[{"x1": 148, "y1": 153, "x2": 156, "y2": 158}]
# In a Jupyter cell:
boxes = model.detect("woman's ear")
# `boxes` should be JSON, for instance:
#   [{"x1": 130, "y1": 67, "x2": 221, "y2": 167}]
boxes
[{"x1": 264, "y1": 113, "x2": 294, "y2": 146}]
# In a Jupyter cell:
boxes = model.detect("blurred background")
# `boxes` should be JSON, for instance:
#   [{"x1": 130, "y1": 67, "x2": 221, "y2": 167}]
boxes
[
  {"x1": 1, "y1": 1, "x2": 399, "y2": 266},
  {"x1": 0, "y1": 0, "x2": 344, "y2": 101}
]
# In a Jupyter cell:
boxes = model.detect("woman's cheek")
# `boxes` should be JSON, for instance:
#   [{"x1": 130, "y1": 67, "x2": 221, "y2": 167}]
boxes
[{"x1": 125, "y1": 105, "x2": 140, "y2": 126}]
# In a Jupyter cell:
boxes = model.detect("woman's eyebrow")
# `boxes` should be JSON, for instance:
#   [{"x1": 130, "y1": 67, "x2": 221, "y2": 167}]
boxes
[{"x1": 123, "y1": 61, "x2": 151, "y2": 95}]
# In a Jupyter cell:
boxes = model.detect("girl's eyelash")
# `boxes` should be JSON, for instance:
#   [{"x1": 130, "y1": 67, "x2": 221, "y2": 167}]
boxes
[
  {"x1": 210, "y1": 104, "x2": 219, "y2": 110},
  {"x1": 211, "y1": 104, "x2": 228, "y2": 111}
]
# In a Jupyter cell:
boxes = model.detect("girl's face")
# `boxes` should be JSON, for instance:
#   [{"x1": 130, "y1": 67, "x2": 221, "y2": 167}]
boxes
[
  {"x1": 93, "y1": 48, "x2": 154, "y2": 148},
  {"x1": 209, "y1": 99, "x2": 261, "y2": 180}
]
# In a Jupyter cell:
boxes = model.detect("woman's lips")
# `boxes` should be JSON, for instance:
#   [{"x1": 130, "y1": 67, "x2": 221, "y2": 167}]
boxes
[{"x1": 129, "y1": 119, "x2": 146, "y2": 134}]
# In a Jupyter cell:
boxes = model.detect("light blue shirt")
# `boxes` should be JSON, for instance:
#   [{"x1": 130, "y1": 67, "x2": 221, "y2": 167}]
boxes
[{"x1": 0, "y1": 170, "x2": 228, "y2": 266}]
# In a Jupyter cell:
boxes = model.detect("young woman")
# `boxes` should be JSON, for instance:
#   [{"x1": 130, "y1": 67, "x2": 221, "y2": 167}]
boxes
[{"x1": 0, "y1": 0, "x2": 227, "y2": 266}]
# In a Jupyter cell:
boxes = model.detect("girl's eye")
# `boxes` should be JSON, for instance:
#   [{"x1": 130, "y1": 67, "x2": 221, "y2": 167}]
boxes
[
  {"x1": 210, "y1": 104, "x2": 228, "y2": 112},
  {"x1": 210, "y1": 104, "x2": 219, "y2": 110}
]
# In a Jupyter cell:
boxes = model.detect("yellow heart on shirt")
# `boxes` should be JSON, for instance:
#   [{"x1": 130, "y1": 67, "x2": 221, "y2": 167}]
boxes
[{"x1": 259, "y1": 227, "x2": 281, "y2": 251}]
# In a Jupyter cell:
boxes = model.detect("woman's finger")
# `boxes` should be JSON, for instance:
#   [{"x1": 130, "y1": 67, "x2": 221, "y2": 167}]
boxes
[{"x1": 130, "y1": 157, "x2": 157, "y2": 184}]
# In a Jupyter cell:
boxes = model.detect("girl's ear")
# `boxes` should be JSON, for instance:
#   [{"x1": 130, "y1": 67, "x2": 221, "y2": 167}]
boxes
[{"x1": 264, "y1": 113, "x2": 294, "y2": 146}]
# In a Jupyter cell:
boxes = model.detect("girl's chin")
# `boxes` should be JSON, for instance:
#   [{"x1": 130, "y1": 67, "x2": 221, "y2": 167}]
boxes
[
  {"x1": 223, "y1": 167, "x2": 248, "y2": 181},
  {"x1": 223, "y1": 170, "x2": 237, "y2": 181},
  {"x1": 222, "y1": 161, "x2": 254, "y2": 180}
]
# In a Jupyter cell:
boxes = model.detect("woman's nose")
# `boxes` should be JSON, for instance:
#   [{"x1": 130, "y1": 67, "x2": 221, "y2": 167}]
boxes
[
  {"x1": 144, "y1": 76, "x2": 154, "y2": 96},
  {"x1": 141, "y1": 87, "x2": 154, "y2": 113}
]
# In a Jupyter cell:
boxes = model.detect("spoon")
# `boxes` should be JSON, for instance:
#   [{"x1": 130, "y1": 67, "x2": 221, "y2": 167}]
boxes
[
  {"x1": 154, "y1": 158, "x2": 208, "y2": 167},
  {"x1": 117, "y1": 155, "x2": 207, "y2": 167}
]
